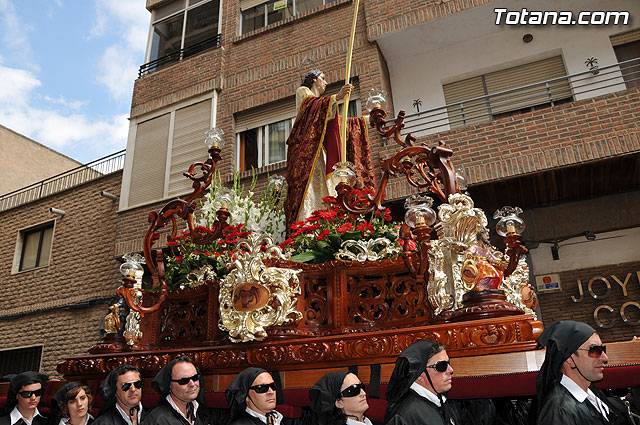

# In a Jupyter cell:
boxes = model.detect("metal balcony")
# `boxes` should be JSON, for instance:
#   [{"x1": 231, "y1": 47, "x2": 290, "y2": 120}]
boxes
[{"x1": 138, "y1": 34, "x2": 222, "y2": 77}]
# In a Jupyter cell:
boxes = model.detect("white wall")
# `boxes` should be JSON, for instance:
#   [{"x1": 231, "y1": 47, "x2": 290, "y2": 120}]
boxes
[
  {"x1": 529, "y1": 227, "x2": 640, "y2": 276},
  {"x1": 376, "y1": 0, "x2": 640, "y2": 136}
]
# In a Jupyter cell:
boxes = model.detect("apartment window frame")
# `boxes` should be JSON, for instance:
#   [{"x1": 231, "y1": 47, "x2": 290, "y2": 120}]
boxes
[
  {"x1": 235, "y1": 97, "x2": 361, "y2": 172},
  {"x1": 122, "y1": 93, "x2": 217, "y2": 210},
  {"x1": 240, "y1": 0, "x2": 336, "y2": 35},
  {"x1": 14, "y1": 220, "x2": 55, "y2": 273},
  {"x1": 0, "y1": 345, "x2": 43, "y2": 376},
  {"x1": 147, "y1": 0, "x2": 223, "y2": 64}
]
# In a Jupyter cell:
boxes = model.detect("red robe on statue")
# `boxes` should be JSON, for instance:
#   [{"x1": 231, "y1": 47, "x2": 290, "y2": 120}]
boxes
[{"x1": 285, "y1": 90, "x2": 376, "y2": 230}]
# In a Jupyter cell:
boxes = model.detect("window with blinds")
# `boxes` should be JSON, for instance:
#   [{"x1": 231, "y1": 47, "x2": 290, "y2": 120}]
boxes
[
  {"x1": 0, "y1": 346, "x2": 42, "y2": 376},
  {"x1": 168, "y1": 100, "x2": 213, "y2": 197},
  {"x1": 611, "y1": 29, "x2": 640, "y2": 90},
  {"x1": 128, "y1": 114, "x2": 171, "y2": 208},
  {"x1": 126, "y1": 98, "x2": 215, "y2": 208},
  {"x1": 443, "y1": 56, "x2": 572, "y2": 128}
]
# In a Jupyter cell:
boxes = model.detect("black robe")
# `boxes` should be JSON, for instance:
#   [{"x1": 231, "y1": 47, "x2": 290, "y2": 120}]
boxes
[
  {"x1": 93, "y1": 406, "x2": 145, "y2": 425},
  {"x1": 537, "y1": 384, "x2": 625, "y2": 425},
  {"x1": 384, "y1": 390, "x2": 459, "y2": 425},
  {"x1": 141, "y1": 399, "x2": 209, "y2": 425},
  {"x1": 0, "y1": 413, "x2": 49, "y2": 425},
  {"x1": 228, "y1": 411, "x2": 299, "y2": 425}
]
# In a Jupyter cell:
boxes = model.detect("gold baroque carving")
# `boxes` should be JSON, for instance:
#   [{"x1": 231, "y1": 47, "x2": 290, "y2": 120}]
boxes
[{"x1": 219, "y1": 233, "x2": 303, "y2": 342}]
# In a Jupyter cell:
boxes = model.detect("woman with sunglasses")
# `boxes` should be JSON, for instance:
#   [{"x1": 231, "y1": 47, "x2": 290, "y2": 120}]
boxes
[
  {"x1": 52, "y1": 383, "x2": 94, "y2": 425},
  {"x1": 0, "y1": 371, "x2": 49, "y2": 425},
  {"x1": 225, "y1": 367, "x2": 297, "y2": 425},
  {"x1": 384, "y1": 340, "x2": 459, "y2": 425},
  {"x1": 307, "y1": 371, "x2": 371, "y2": 425}
]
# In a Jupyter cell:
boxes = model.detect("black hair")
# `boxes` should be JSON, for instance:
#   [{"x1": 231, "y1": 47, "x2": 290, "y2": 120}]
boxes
[
  {"x1": 427, "y1": 341, "x2": 446, "y2": 361},
  {"x1": 301, "y1": 69, "x2": 323, "y2": 89}
]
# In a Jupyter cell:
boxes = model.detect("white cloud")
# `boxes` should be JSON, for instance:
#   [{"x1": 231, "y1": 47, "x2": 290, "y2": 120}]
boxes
[
  {"x1": 0, "y1": 65, "x2": 41, "y2": 106},
  {"x1": 91, "y1": 0, "x2": 149, "y2": 100},
  {"x1": 96, "y1": 45, "x2": 139, "y2": 100},
  {"x1": 44, "y1": 95, "x2": 90, "y2": 110}
]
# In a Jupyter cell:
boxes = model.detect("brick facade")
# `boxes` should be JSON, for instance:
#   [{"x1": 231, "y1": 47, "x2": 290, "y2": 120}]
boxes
[
  {"x1": 0, "y1": 172, "x2": 123, "y2": 376},
  {"x1": 538, "y1": 260, "x2": 640, "y2": 342}
]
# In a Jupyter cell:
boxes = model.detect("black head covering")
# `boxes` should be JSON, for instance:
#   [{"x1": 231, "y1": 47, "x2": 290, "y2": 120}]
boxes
[
  {"x1": 308, "y1": 371, "x2": 349, "y2": 425},
  {"x1": 536, "y1": 320, "x2": 596, "y2": 412},
  {"x1": 51, "y1": 382, "x2": 84, "y2": 420},
  {"x1": 225, "y1": 367, "x2": 269, "y2": 422},
  {"x1": 98, "y1": 364, "x2": 140, "y2": 416},
  {"x1": 152, "y1": 357, "x2": 206, "y2": 407},
  {"x1": 3, "y1": 371, "x2": 48, "y2": 415}
]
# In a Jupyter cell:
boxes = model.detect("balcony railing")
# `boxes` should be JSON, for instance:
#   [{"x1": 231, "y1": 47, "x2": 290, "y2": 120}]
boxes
[
  {"x1": 398, "y1": 57, "x2": 640, "y2": 136},
  {"x1": 0, "y1": 150, "x2": 126, "y2": 213},
  {"x1": 138, "y1": 34, "x2": 222, "y2": 77}
]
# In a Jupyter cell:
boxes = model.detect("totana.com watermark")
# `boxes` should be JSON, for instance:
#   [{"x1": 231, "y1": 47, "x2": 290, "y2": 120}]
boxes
[{"x1": 494, "y1": 8, "x2": 630, "y2": 25}]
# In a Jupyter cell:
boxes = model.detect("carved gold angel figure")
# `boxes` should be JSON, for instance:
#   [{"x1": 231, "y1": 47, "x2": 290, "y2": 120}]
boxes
[{"x1": 104, "y1": 303, "x2": 122, "y2": 334}]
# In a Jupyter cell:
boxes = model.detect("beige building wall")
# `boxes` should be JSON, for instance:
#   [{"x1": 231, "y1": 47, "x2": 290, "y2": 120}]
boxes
[{"x1": 0, "y1": 124, "x2": 81, "y2": 196}]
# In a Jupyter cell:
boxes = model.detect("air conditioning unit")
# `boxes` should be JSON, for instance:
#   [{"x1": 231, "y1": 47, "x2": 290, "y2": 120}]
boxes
[{"x1": 535, "y1": 274, "x2": 562, "y2": 292}]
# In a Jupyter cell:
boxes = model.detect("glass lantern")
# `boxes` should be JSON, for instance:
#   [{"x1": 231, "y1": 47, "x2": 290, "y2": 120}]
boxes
[
  {"x1": 404, "y1": 195, "x2": 436, "y2": 228},
  {"x1": 217, "y1": 187, "x2": 233, "y2": 211},
  {"x1": 120, "y1": 253, "x2": 145, "y2": 278},
  {"x1": 493, "y1": 206, "x2": 525, "y2": 236},
  {"x1": 365, "y1": 88, "x2": 388, "y2": 113},
  {"x1": 456, "y1": 167, "x2": 467, "y2": 191},
  {"x1": 331, "y1": 162, "x2": 357, "y2": 188},
  {"x1": 204, "y1": 127, "x2": 225, "y2": 149}
]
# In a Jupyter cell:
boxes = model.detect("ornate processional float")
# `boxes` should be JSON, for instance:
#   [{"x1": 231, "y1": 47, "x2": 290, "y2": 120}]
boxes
[{"x1": 58, "y1": 90, "x2": 547, "y2": 385}]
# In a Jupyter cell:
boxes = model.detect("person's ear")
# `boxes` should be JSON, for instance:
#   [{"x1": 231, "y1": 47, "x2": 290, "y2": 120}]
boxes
[{"x1": 335, "y1": 399, "x2": 343, "y2": 409}]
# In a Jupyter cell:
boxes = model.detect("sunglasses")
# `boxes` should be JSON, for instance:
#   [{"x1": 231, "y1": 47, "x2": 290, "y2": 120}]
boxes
[
  {"x1": 170, "y1": 374, "x2": 200, "y2": 385},
  {"x1": 249, "y1": 382, "x2": 277, "y2": 394},
  {"x1": 18, "y1": 389, "x2": 43, "y2": 398},
  {"x1": 121, "y1": 380, "x2": 143, "y2": 392},
  {"x1": 577, "y1": 345, "x2": 607, "y2": 358},
  {"x1": 426, "y1": 360, "x2": 451, "y2": 373},
  {"x1": 340, "y1": 383, "x2": 366, "y2": 398}
]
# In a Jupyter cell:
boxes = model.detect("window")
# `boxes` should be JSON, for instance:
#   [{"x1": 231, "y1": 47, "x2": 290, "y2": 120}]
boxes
[
  {"x1": 0, "y1": 346, "x2": 42, "y2": 376},
  {"x1": 611, "y1": 29, "x2": 640, "y2": 89},
  {"x1": 239, "y1": 0, "x2": 336, "y2": 34},
  {"x1": 149, "y1": 0, "x2": 221, "y2": 63},
  {"x1": 235, "y1": 99, "x2": 359, "y2": 172},
  {"x1": 19, "y1": 222, "x2": 54, "y2": 271},
  {"x1": 237, "y1": 118, "x2": 293, "y2": 171},
  {"x1": 443, "y1": 56, "x2": 572, "y2": 128},
  {"x1": 125, "y1": 96, "x2": 215, "y2": 208}
]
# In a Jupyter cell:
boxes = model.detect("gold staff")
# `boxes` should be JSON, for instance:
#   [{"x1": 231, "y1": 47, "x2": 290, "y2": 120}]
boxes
[{"x1": 340, "y1": 0, "x2": 360, "y2": 162}]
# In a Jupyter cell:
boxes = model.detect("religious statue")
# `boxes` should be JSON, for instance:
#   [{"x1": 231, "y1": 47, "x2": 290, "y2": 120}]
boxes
[
  {"x1": 104, "y1": 302, "x2": 122, "y2": 335},
  {"x1": 461, "y1": 229, "x2": 507, "y2": 291},
  {"x1": 284, "y1": 66, "x2": 377, "y2": 230}
]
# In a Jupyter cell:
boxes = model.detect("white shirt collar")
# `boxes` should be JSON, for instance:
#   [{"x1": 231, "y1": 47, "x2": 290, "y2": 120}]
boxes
[
  {"x1": 410, "y1": 382, "x2": 446, "y2": 407},
  {"x1": 115, "y1": 402, "x2": 143, "y2": 425},
  {"x1": 346, "y1": 417, "x2": 373, "y2": 425},
  {"x1": 10, "y1": 407, "x2": 43, "y2": 425},
  {"x1": 59, "y1": 414, "x2": 94, "y2": 425},
  {"x1": 166, "y1": 395, "x2": 199, "y2": 424},
  {"x1": 560, "y1": 375, "x2": 609, "y2": 417},
  {"x1": 245, "y1": 407, "x2": 282, "y2": 425}
]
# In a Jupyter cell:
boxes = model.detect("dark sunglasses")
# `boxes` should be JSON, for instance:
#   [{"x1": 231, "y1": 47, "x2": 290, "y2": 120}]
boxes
[
  {"x1": 121, "y1": 380, "x2": 143, "y2": 392},
  {"x1": 577, "y1": 345, "x2": 607, "y2": 358},
  {"x1": 170, "y1": 374, "x2": 200, "y2": 385},
  {"x1": 340, "y1": 383, "x2": 366, "y2": 398},
  {"x1": 426, "y1": 360, "x2": 451, "y2": 373},
  {"x1": 18, "y1": 389, "x2": 43, "y2": 398},
  {"x1": 249, "y1": 382, "x2": 277, "y2": 394}
]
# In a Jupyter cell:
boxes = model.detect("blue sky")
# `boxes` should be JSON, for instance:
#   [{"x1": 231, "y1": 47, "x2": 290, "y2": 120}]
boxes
[{"x1": 0, "y1": 0, "x2": 149, "y2": 163}]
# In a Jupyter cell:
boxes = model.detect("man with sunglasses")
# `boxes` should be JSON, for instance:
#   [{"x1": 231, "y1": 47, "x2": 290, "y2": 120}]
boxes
[
  {"x1": 384, "y1": 340, "x2": 459, "y2": 425},
  {"x1": 94, "y1": 365, "x2": 145, "y2": 425},
  {"x1": 535, "y1": 320, "x2": 625, "y2": 425},
  {"x1": 226, "y1": 367, "x2": 296, "y2": 425},
  {"x1": 0, "y1": 371, "x2": 48, "y2": 425},
  {"x1": 142, "y1": 356, "x2": 209, "y2": 425}
]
